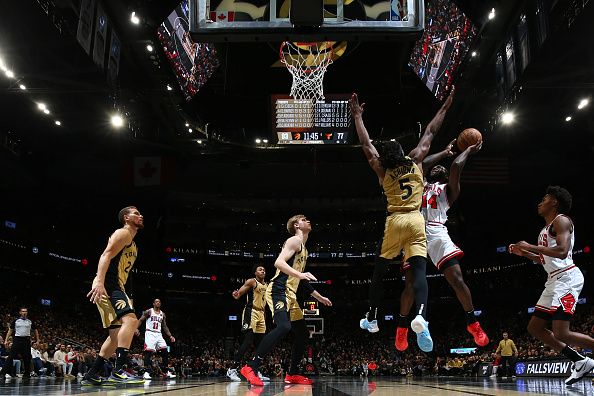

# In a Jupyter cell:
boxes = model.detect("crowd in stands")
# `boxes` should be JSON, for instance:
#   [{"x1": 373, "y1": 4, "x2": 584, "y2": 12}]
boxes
[{"x1": 2, "y1": 294, "x2": 592, "y2": 380}]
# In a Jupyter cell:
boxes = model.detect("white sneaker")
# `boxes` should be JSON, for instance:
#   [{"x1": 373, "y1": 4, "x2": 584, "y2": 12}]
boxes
[
  {"x1": 77, "y1": 373, "x2": 83, "y2": 378},
  {"x1": 16, "y1": 374, "x2": 22, "y2": 378},
  {"x1": 411, "y1": 315, "x2": 433, "y2": 352},
  {"x1": 143, "y1": 372, "x2": 151, "y2": 380},
  {"x1": 166, "y1": 371, "x2": 176, "y2": 379},
  {"x1": 5, "y1": 374, "x2": 12, "y2": 379},
  {"x1": 226, "y1": 368, "x2": 241, "y2": 382},
  {"x1": 258, "y1": 372, "x2": 270, "y2": 382},
  {"x1": 565, "y1": 357, "x2": 594, "y2": 385},
  {"x1": 359, "y1": 318, "x2": 379, "y2": 333}
]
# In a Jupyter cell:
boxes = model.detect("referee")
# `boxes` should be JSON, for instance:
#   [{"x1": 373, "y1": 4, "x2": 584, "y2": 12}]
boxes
[{"x1": 0, "y1": 307, "x2": 39, "y2": 379}]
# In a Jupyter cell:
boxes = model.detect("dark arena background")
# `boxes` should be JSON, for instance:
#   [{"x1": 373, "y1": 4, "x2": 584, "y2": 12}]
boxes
[{"x1": 1, "y1": 0, "x2": 594, "y2": 395}]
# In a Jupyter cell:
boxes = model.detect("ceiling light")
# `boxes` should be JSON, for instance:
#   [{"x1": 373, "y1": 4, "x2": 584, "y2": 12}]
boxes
[
  {"x1": 577, "y1": 98, "x2": 589, "y2": 110},
  {"x1": 37, "y1": 103, "x2": 47, "y2": 111},
  {"x1": 19, "y1": 84, "x2": 26, "y2": 90},
  {"x1": 167, "y1": 84, "x2": 173, "y2": 91},
  {"x1": 196, "y1": 140, "x2": 202, "y2": 144},
  {"x1": 263, "y1": 139, "x2": 268, "y2": 143},
  {"x1": 55, "y1": 120, "x2": 61, "y2": 126},
  {"x1": 255, "y1": 139, "x2": 261, "y2": 144},
  {"x1": 5, "y1": 70, "x2": 14, "y2": 78},
  {"x1": 565, "y1": 116, "x2": 572, "y2": 122},
  {"x1": 471, "y1": 51, "x2": 477, "y2": 57},
  {"x1": 111, "y1": 114, "x2": 124, "y2": 128},
  {"x1": 43, "y1": 108, "x2": 50, "y2": 115},
  {"x1": 130, "y1": 11, "x2": 140, "y2": 25},
  {"x1": 146, "y1": 44, "x2": 154, "y2": 52},
  {"x1": 0, "y1": 57, "x2": 5, "y2": 71},
  {"x1": 488, "y1": 8, "x2": 495, "y2": 20},
  {"x1": 185, "y1": 122, "x2": 189, "y2": 127},
  {"x1": 501, "y1": 112, "x2": 514, "y2": 124},
  {"x1": 188, "y1": 128, "x2": 193, "y2": 133}
]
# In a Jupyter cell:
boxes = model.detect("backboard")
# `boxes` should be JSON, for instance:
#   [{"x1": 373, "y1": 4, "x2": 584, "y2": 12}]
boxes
[{"x1": 189, "y1": 0, "x2": 424, "y2": 42}]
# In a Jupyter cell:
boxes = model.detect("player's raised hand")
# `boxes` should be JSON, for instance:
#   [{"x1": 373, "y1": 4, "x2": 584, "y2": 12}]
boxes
[
  {"x1": 444, "y1": 139, "x2": 456, "y2": 157},
  {"x1": 87, "y1": 279, "x2": 108, "y2": 304},
  {"x1": 350, "y1": 93, "x2": 365, "y2": 118},
  {"x1": 467, "y1": 141, "x2": 483, "y2": 155},
  {"x1": 299, "y1": 272, "x2": 317, "y2": 281}
]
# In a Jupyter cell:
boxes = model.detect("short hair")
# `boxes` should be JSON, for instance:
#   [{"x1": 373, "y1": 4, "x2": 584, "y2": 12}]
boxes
[
  {"x1": 252, "y1": 264, "x2": 264, "y2": 274},
  {"x1": 546, "y1": 186, "x2": 572, "y2": 213},
  {"x1": 118, "y1": 206, "x2": 137, "y2": 225},
  {"x1": 19, "y1": 307, "x2": 27, "y2": 312},
  {"x1": 286, "y1": 214, "x2": 305, "y2": 235}
]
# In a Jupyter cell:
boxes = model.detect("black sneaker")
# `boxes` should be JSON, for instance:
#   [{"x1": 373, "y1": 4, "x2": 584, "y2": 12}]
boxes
[
  {"x1": 80, "y1": 374, "x2": 103, "y2": 386},
  {"x1": 107, "y1": 369, "x2": 145, "y2": 384}
]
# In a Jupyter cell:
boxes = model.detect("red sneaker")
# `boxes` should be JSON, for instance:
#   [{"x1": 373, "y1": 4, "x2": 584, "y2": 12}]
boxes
[
  {"x1": 395, "y1": 326, "x2": 409, "y2": 351},
  {"x1": 467, "y1": 322, "x2": 489, "y2": 347},
  {"x1": 240, "y1": 365, "x2": 264, "y2": 386},
  {"x1": 284, "y1": 374, "x2": 314, "y2": 385}
]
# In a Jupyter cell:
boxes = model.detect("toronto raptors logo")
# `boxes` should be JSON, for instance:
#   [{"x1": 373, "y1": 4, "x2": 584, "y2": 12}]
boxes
[{"x1": 275, "y1": 301, "x2": 285, "y2": 311}]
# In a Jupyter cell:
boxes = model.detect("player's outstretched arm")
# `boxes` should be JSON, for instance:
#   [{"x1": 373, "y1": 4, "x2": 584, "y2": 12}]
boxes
[
  {"x1": 422, "y1": 139, "x2": 456, "y2": 174},
  {"x1": 232, "y1": 279, "x2": 256, "y2": 300},
  {"x1": 274, "y1": 236, "x2": 317, "y2": 281},
  {"x1": 87, "y1": 229, "x2": 132, "y2": 304},
  {"x1": 447, "y1": 142, "x2": 482, "y2": 205},
  {"x1": 350, "y1": 93, "x2": 385, "y2": 183},
  {"x1": 409, "y1": 86, "x2": 456, "y2": 165}
]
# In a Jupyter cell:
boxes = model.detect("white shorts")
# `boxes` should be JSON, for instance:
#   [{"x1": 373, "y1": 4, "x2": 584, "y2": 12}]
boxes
[
  {"x1": 535, "y1": 266, "x2": 584, "y2": 316},
  {"x1": 144, "y1": 331, "x2": 167, "y2": 352},
  {"x1": 426, "y1": 224, "x2": 463, "y2": 270}
]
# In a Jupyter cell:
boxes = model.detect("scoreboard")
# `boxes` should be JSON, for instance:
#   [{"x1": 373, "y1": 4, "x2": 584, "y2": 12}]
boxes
[{"x1": 272, "y1": 94, "x2": 353, "y2": 144}]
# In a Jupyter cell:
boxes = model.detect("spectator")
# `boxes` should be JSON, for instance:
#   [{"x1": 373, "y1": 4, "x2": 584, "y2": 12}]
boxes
[{"x1": 53, "y1": 344, "x2": 67, "y2": 377}]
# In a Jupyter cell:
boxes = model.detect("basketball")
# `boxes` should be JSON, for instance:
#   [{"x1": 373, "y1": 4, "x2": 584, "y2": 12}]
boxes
[{"x1": 457, "y1": 128, "x2": 482, "y2": 151}]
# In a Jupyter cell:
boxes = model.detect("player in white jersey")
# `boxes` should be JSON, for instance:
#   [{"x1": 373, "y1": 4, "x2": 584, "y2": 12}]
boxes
[
  {"x1": 136, "y1": 299, "x2": 176, "y2": 379},
  {"x1": 396, "y1": 141, "x2": 488, "y2": 350},
  {"x1": 509, "y1": 186, "x2": 594, "y2": 385}
]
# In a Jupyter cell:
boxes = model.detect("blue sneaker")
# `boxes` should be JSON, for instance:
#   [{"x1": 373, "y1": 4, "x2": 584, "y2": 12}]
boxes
[
  {"x1": 411, "y1": 315, "x2": 433, "y2": 352},
  {"x1": 360, "y1": 318, "x2": 379, "y2": 333}
]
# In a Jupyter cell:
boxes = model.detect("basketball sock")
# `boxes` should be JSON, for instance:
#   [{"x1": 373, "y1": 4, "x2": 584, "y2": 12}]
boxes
[
  {"x1": 86, "y1": 355, "x2": 106, "y2": 378},
  {"x1": 397, "y1": 314, "x2": 409, "y2": 328},
  {"x1": 465, "y1": 310, "x2": 477, "y2": 325},
  {"x1": 289, "y1": 320, "x2": 307, "y2": 375},
  {"x1": 115, "y1": 348, "x2": 129, "y2": 371},
  {"x1": 561, "y1": 345, "x2": 585, "y2": 363}
]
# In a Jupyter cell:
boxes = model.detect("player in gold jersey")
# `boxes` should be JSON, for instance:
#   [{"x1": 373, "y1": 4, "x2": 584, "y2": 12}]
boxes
[
  {"x1": 226, "y1": 265, "x2": 269, "y2": 382},
  {"x1": 82, "y1": 206, "x2": 144, "y2": 386},
  {"x1": 240, "y1": 215, "x2": 332, "y2": 386},
  {"x1": 351, "y1": 88, "x2": 455, "y2": 353}
]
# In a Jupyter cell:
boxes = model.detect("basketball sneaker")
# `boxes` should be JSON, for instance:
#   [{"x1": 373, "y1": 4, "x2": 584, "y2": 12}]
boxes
[
  {"x1": 143, "y1": 372, "x2": 151, "y2": 380},
  {"x1": 395, "y1": 327, "x2": 409, "y2": 351},
  {"x1": 227, "y1": 368, "x2": 241, "y2": 382},
  {"x1": 565, "y1": 357, "x2": 594, "y2": 385},
  {"x1": 359, "y1": 318, "x2": 379, "y2": 333},
  {"x1": 284, "y1": 374, "x2": 313, "y2": 385},
  {"x1": 258, "y1": 372, "x2": 270, "y2": 382},
  {"x1": 107, "y1": 369, "x2": 145, "y2": 384},
  {"x1": 81, "y1": 374, "x2": 113, "y2": 386},
  {"x1": 411, "y1": 315, "x2": 433, "y2": 352},
  {"x1": 166, "y1": 371, "x2": 176, "y2": 379},
  {"x1": 467, "y1": 322, "x2": 489, "y2": 347},
  {"x1": 239, "y1": 365, "x2": 264, "y2": 386}
]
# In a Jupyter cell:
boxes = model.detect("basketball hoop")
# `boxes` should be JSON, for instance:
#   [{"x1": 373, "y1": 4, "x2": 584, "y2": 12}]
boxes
[{"x1": 279, "y1": 41, "x2": 334, "y2": 101}]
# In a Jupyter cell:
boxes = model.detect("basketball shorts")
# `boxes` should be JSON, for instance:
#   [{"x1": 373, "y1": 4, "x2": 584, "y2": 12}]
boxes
[
  {"x1": 144, "y1": 331, "x2": 167, "y2": 352},
  {"x1": 535, "y1": 266, "x2": 583, "y2": 317},
  {"x1": 96, "y1": 288, "x2": 135, "y2": 329},
  {"x1": 265, "y1": 282, "x2": 303, "y2": 322},
  {"x1": 241, "y1": 306, "x2": 266, "y2": 334},
  {"x1": 426, "y1": 224, "x2": 464, "y2": 270},
  {"x1": 380, "y1": 210, "x2": 427, "y2": 261}
]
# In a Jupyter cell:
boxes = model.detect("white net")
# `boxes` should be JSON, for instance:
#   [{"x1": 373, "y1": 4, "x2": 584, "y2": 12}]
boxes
[{"x1": 279, "y1": 42, "x2": 334, "y2": 102}]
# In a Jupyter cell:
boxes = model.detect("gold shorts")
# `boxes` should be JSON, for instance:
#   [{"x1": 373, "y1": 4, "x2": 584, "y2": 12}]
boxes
[
  {"x1": 265, "y1": 282, "x2": 303, "y2": 322},
  {"x1": 380, "y1": 210, "x2": 427, "y2": 261},
  {"x1": 242, "y1": 307, "x2": 266, "y2": 334},
  {"x1": 96, "y1": 289, "x2": 134, "y2": 329}
]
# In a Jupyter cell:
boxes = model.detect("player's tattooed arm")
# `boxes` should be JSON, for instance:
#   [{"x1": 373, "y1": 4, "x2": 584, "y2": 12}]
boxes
[{"x1": 134, "y1": 310, "x2": 151, "y2": 336}]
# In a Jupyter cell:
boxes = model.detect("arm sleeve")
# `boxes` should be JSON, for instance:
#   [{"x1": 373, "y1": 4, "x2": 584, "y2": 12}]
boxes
[{"x1": 299, "y1": 280, "x2": 316, "y2": 296}]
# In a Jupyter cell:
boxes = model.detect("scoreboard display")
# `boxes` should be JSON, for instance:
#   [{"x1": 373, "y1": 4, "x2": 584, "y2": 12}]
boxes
[{"x1": 272, "y1": 94, "x2": 353, "y2": 144}]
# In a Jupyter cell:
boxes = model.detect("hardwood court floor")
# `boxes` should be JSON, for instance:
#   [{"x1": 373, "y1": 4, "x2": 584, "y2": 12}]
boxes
[{"x1": 0, "y1": 376, "x2": 592, "y2": 395}]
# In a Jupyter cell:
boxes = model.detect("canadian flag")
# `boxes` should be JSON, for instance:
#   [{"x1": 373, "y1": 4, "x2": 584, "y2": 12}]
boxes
[
  {"x1": 210, "y1": 11, "x2": 235, "y2": 22},
  {"x1": 134, "y1": 157, "x2": 161, "y2": 186}
]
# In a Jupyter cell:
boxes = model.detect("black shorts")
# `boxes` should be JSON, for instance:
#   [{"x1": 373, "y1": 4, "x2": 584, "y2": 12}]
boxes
[{"x1": 96, "y1": 287, "x2": 135, "y2": 329}]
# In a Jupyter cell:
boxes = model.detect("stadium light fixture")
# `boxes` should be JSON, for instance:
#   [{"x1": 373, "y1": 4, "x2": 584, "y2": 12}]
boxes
[
  {"x1": 501, "y1": 112, "x2": 514, "y2": 124},
  {"x1": 55, "y1": 120, "x2": 62, "y2": 126},
  {"x1": 255, "y1": 139, "x2": 262, "y2": 144},
  {"x1": 488, "y1": 8, "x2": 495, "y2": 20},
  {"x1": 111, "y1": 114, "x2": 124, "y2": 128},
  {"x1": 19, "y1": 84, "x2": 26, "y2": 90},
  {"x1": 130, "y1": 12, "x2": 140, "y2": 25},
  {"x1": 565, "y1": 116, "x2": 572, "y2": 122},
  {"x1": 577, "y1": 98, "x2": 589, "y2": 110}
]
